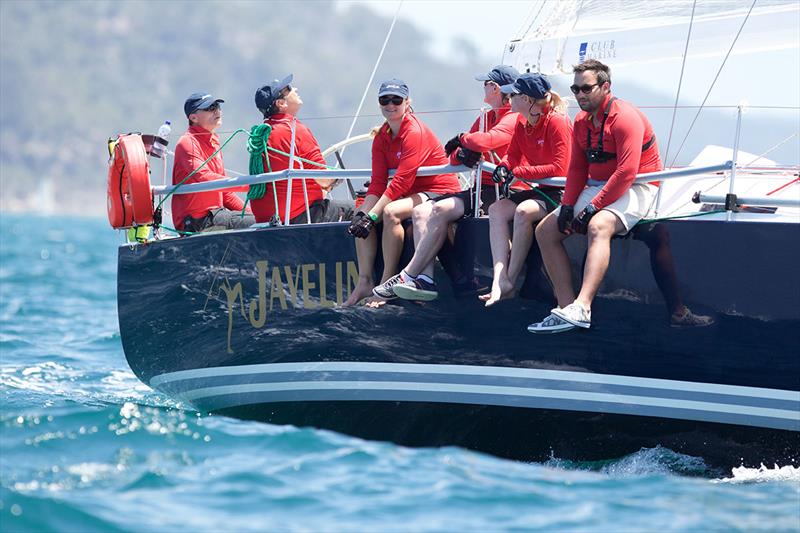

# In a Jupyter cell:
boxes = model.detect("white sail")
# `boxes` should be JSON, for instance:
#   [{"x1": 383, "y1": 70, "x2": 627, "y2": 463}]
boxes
[{"x1": 504, "y1": 0, "x2": 800, "y2": 167}]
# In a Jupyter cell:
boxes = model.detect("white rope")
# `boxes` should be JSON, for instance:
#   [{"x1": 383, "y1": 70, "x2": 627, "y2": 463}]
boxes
[
  {"x1": 668, "y1": 0, "x2": 758, "y2": 167},
  {"x1": 337, "y1": 0, "x2": 403, "y2": 163}
]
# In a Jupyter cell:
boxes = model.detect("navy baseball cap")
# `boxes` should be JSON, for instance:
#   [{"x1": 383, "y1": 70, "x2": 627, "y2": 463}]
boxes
[
  {"x1": 184, "y1": 92, "x2": 224, "y2": 116},
  {"x1": 500, "y1": 72, "x2": 552, "y2": 99},
  {"x1": 378, "y1": 79, "x2": 409, "y2": 98},
  {"x1": 475, "y1": 65, "x2": 520, "y2": 87},
  {"x1": 255, "y1": 74, "x2": 294, "y2": 115}
]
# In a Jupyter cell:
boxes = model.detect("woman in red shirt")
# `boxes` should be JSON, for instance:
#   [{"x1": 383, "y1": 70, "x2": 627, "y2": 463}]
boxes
[
  {"x1": 344, "y1": 79, "x2": 460, "y2": 306},
  {"x1": 481, "y1": 73, "x2": 572, "y2": 307}
]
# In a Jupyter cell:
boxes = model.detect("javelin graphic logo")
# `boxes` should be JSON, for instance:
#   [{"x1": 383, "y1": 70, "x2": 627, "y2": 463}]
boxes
[{"x1": 579, "y1": 42, "x2": 588, "y2": 62}]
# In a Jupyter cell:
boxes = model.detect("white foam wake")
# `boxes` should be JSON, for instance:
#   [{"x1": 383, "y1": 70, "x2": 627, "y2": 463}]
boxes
[{"x1": 716, "y1": 464, "x2": 800, "y2": 484}]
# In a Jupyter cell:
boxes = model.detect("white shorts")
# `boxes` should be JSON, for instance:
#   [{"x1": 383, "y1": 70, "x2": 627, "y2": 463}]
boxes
[{"x1": 555, "y1": 183, "x2": 658, "y2": 234}]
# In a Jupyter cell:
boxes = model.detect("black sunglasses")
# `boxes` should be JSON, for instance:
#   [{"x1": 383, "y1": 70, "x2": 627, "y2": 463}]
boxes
[
  {"x1": 201, "y1": 102, "x2": 220, "y2": 112},
  {"x1": 570, "y1": 83, "x2": 599, "y2": 95},
  {"x1": 483, "y1": 80, "x2": 497, "y2": 87},
  {"x1": 379, "y1": 95, "x2": 404, "y2": 106}
]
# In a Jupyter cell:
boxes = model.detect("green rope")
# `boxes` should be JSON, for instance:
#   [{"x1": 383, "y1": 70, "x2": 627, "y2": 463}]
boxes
[
  {"x1": 636, "y1": 209, "x2": 727, "y2": 226},
  {"x1": 155, "y1": 128, "x2": 249, "y2": 211},
  {"x1": 245, "y1": 124, "x2": 273, "y2": 203}
]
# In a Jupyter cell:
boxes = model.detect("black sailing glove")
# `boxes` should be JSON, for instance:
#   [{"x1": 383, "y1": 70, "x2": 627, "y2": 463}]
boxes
[
  {"x1": 571, "y1": 204, "x2": 598, "y2": 235},
  {"x1": 456, "y1": 147, "x2": 482, "y2": 168},
  {"x1": 557, "y1": 205, "x2": 575, "y2": 234},
  {"x1": 492, "y1": 164, "x2": 510, "y2": 184},
  {"x1": 349, "y1": 213, "x2": 376, "y2": 239},
  {"x1": 444, "y1": 134, "x2": 462, "y2": 156},
  {"x1": 347, "y1": 211, "x2": 365, "y2": 237}
]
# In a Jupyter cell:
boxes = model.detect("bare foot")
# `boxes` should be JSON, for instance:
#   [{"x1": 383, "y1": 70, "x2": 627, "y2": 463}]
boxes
[
  {"x1": 483, "y1": 276, "x2": 515, "y2": 307},
  {"x1": 342, "y1": 277, "x2": 374, "y2": 307},
  {"x1": 364, "y1": 296, "x2": 387, "y2": 308}
]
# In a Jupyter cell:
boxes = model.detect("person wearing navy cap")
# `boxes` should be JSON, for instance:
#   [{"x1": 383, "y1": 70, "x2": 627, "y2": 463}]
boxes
[
  {"x1": 376, "y1": 66, "x2": 522, "y2": 303},
  {"x1": 479, "y1": 72, "x2": 572, "y2": 307},
  {"x1": 249, "y1": 75, "x2": 349, "y2": 225},
  {"x1": 343, "y1": 79, "x2": 460, "y2": 306},
  {"x1": 171, "y1": 92, "x2": 254, "y2": 233}
]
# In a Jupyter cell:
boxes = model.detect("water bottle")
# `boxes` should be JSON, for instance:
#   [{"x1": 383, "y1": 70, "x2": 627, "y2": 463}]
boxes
[
  {"x1": 157, "y1": 120, "x2": 171, "y2": 139},
  {"x1": 149, "y1": 120, "x2": 171, "y2": 159}
]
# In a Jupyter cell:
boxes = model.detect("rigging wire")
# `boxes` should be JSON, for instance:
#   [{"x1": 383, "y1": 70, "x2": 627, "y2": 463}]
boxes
[
  {"x1": 518, "y1": 0, "x2": 548, "y2": 40},
  {"x1": 668, "y1": 0, "x2": 758, "y2": 167},
  {"x1": 663, "y1": 0, "x2": 697, "y2": 165},
  {"x1": 338, "y1": 0, "x2": 403, "y2": 163}
]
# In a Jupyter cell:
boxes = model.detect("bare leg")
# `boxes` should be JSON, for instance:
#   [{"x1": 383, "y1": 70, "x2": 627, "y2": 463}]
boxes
[
  {"x1": 342, "y1": 231, "x2": 378, "y2": 306},
  {"x1": 575, "y1": 210, "x2": 624, "y2": 310},
  {"x1": 506, "y1": 199, "x2": 547, "y2": 286},
  {"x1": 481, "y1": 199, "x2": 515, "y2": 306},
  {"x1": 404, "y1": 197, "x2": 465, "y2": 279},
  {"x1": 379, "y1": 195, "x2": 426, "y2": 283},
  {"x1": 535, "y1": 212, "x2": 574, "y2": 308}
]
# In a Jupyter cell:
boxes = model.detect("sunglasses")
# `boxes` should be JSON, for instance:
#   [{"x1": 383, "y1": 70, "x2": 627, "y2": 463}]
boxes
[
  {"x1": 570, "y1": 83, "x2": 599, "y2": 95},
  {"x1": 379, "y1": 95, "x2": 405, "y2": 106},
  {"x1": 483, "y1": 80, "x2": 497, "y2": 87},
  {"x1": 202, "y1": 103, "x2": 221, "y2": 112}
]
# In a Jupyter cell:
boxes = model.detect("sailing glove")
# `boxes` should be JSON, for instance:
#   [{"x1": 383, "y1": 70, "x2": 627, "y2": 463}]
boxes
[
  {"x1": 557, "y1": 205, "x2": 574, "y2": 234},
  {"x1": 492, "y1": 164, "x2": 511, "y2": 184},
  {"x1": 348, "y1": 212, "x2": 376, "y2": 239},
  {"x1": 456, "y1": 147, "x2": 482, "y2": 168},
  {"x1": 444, "y1": 134, "x2": 462, "y2": 156},
  {"x1": 571, "y1": 204, "x2": 598, "y2": 234}
]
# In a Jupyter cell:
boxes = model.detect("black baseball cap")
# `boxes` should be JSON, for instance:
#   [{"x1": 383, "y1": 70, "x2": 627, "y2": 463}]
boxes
[
  {"x1": 255, "y1": 74, "x2": 294, "y2": 115},
  {"x1": 184, "y1": 92, "x2": 224, "y2": 117}
]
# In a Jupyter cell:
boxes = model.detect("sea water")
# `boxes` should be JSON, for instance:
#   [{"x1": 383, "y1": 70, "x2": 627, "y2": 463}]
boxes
[{"x1": 1, "y1": 214, "x2": 798, "y2": 532}]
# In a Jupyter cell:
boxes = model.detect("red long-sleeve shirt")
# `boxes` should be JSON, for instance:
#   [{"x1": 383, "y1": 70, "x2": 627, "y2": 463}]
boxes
[
  {"x1": 563, "y1": 95, "x2": 662, "y2": 209},
  {"x1": 450, "y1": 104, "x2": 521, "y2": 184},
  {"x1": 367, "y1": 113, "x2": 461, "y2": 201},
  {"x1": 498, "y1": 110, "x2": 573, "y2": 190},
  {"x1": 171, "y1": 125, "x2": 246, "y2": 230},
  {"x1": 250, "y1": 114, "x2": 327, "y2": 223}
]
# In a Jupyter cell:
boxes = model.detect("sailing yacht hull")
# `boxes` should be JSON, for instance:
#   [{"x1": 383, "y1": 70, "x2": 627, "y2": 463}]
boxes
[{"x1": 118, "y1": 218, "x2": 800, "y2": 470}]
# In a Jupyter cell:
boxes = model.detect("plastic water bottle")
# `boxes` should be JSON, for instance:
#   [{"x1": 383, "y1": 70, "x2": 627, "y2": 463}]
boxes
[{"x1": 157, "y1": 120, "x2": 171, "y2": 139}]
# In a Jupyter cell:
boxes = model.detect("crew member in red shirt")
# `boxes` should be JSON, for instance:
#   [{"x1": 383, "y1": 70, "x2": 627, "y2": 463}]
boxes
[
  {"x1": 373, "y1": 65, "x2": 521, "y2": 302},
  {"x1": 171, "y1": 92, "x2": 254, "y2": 232},
  {"x1": 250, "y1": 75, "x2": 348, "y2": 225},
  {"x1": 344, "y1": 79, "x2": 460, "y2": 306},
  {"x1": 529, "y1": 59, "x2": 662, "y2": 333},
  {"x1": 480, "y1": 72, "x2": 572, "y2": 307},
  {"x1": 445, "y1": 64, "x2": 521, "y2": 209}
]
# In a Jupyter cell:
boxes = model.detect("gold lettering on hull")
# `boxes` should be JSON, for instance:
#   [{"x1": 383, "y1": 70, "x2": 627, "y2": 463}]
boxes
[{"x1": 216, "y1": 260, "x2": 358, "y2": 353}]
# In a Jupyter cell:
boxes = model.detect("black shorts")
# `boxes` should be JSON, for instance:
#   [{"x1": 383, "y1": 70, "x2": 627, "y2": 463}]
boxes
[{"x1": 507, "y1": 186, "x2": 562, "y2": 213}]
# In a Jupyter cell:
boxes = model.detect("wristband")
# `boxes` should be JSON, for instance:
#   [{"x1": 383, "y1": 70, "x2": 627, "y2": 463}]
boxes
[{"x1": 368, "y1": 212, "x2": 379, "y2": 222}]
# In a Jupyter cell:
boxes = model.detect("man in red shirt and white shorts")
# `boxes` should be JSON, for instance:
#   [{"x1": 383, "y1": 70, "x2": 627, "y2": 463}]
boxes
[{"x1": 528, "y1": 59, "x2": 662, "y2": 333}]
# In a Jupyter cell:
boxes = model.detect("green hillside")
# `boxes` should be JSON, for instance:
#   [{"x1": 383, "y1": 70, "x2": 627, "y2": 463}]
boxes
[{"x1": 0, "y1": 0, "x2": 489, "y2": 215}]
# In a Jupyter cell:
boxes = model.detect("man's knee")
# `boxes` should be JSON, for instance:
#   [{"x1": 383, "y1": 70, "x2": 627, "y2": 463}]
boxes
[{"x1": 587, "y1": 213, "x2": 618, "y2": 240}]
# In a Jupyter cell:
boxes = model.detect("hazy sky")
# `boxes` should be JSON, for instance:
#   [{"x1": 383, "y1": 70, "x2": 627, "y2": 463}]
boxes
[{"x1": 335, "y1": 1, "x2": 536, "y2": 64}]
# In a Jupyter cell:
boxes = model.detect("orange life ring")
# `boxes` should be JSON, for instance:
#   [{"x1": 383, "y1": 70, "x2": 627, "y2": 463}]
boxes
[{"x1": 107, "y1": 134, "x2": 153, "y2": 229}]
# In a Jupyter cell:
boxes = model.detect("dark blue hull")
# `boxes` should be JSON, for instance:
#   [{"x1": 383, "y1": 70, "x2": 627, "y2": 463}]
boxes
[{"x1": 118, "y1": 218, "x2": 800, "y2": 470}]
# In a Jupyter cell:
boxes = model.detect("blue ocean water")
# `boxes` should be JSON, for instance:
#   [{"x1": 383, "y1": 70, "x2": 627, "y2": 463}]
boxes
[{"x1": 1, "y1": 213, "x2": 798, "y2": 532}]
